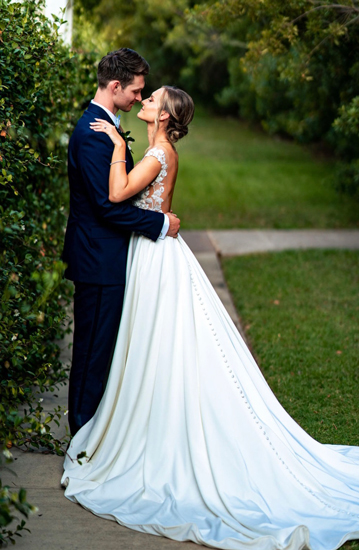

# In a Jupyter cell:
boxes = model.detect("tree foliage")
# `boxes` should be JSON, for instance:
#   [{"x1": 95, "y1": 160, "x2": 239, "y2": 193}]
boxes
[
  {"x1": 76, "y1": 0, "x2": 230, "y2": 105},
  {"x1": 177, "y1": 0, "x2": 359, "y2": 197}
]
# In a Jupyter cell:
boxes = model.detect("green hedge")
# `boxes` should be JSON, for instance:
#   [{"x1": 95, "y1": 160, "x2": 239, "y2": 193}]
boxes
[{"x1": 0, "y1": 0, "x2": 97, "y2": 542}]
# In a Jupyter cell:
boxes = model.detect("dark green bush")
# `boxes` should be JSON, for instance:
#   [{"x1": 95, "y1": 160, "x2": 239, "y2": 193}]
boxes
[
  {"x1": 0, "y1": 455, "x2": 35, "y2": 545},
  {"x1": 0, "y1": 0, "x2": 98, "y2": 543}
]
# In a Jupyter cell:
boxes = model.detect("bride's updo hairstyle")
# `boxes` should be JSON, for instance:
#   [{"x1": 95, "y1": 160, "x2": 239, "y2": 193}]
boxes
[{"x1": 156, "y1": 86, "x2": 194, "y2": 146}]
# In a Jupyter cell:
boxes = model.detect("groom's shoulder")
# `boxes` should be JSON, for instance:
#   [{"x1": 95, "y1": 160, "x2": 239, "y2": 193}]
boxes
[
  {"x1": 69, "y1": 109, "x2": 110, "y2": 161},
  {"x1": 73, "y1": 107, "x2": 92, "y2": 134},
  {"x1": 71, "y1": 107, "x2": 104, "y2": 145}
]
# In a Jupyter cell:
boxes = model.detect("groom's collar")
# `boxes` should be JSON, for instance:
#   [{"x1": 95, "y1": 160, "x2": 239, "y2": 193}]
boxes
[{"x1": 90, "y1": 100, "x2": 119, "y2": 127}]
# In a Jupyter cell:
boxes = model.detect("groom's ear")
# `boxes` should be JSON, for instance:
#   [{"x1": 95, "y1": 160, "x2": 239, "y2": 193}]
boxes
[
  {"x1": 159, "y1": 110, "x2": 170, "y2": 121},
  {"x1": 110, "y1": 80, "x2": 122, "y2": 93}
]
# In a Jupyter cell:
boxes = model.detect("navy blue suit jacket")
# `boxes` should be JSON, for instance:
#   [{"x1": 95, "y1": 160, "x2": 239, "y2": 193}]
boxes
[{"x1": 62, "y1": 102, "x2": 164, "y2": 285}]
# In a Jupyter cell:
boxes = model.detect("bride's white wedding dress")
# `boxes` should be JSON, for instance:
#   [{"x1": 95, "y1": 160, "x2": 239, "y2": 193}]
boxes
[{"x1": 62, "y1": 147, "x2": 359, "y2": 550}]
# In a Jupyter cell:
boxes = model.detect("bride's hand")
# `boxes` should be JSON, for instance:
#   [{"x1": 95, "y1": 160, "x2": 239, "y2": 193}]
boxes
[{"x1": 89, "y1": 118, "x2": 125, "y2": 148}]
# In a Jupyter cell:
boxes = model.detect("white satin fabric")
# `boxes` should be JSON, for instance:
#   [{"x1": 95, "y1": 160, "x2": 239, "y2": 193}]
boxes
[{"x1": 62, "y1": 235, "x2": 359, "y2": 550}]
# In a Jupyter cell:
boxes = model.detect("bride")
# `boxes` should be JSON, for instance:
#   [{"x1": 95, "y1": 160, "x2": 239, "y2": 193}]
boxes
[{"x1": 62, "y1": 86, "x2": 359, "y2": 550}]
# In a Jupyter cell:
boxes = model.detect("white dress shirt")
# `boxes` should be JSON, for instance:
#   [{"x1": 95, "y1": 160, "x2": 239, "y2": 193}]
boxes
[{"x1": 91, "y1": 100, "x2": 169, "y2": 239}]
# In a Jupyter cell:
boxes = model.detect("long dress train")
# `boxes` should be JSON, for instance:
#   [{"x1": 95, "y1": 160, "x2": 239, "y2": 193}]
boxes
[{"x1": 62, "y1": 148, "x2": 359, "y2": 550}]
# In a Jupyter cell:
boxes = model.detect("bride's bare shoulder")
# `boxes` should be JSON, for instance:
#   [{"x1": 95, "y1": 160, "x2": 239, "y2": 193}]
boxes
[{"x1": 158, "y1": 143, "x2": 178, "y2": 165}]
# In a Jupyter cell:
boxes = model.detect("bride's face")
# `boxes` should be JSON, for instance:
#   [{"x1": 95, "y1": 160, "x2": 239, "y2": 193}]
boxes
[{"x1": 137, "y1": 88, "x2": 164, "y2": 122}]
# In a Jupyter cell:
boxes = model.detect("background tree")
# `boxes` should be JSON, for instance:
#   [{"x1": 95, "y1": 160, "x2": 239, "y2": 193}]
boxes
[
  {"x1": 75, "y1": 0, "x2": 230, "y2": 105},
  {"x1": 172, "y1": 0, "x2": 359, "y2": 197}
]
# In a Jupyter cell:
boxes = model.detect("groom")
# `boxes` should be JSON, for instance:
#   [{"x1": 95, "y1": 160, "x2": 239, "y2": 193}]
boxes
[{"x1": 62, "y1": 48, "x2": 180, "y2": 435}]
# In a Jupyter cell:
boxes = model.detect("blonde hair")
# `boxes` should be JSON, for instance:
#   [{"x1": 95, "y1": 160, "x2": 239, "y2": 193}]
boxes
[{"x1": 153, "y1": 86, "x2": 194, "y2": 147}]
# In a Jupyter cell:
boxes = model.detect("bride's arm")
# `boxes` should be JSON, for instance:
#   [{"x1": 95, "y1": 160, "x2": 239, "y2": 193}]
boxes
[
  {"x1": 108, "y1": 145, "x2": 162, "y2": 203},
  {"x1": 90, "y1": 118, "x2": 161, "y2": 203}
]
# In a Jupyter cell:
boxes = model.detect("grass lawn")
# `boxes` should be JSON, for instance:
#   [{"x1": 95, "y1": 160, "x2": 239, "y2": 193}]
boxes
[
  {"x1": 222, "y1": 249, "x2": 359, "y2": 447},
  {"x1": 121, "y1": 106, "x2": 359, "y2": 229}
]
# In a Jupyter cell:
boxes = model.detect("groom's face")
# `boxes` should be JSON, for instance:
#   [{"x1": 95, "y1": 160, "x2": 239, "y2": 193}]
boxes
[{"x1": 113, "y1": 75, "x2": 145, "y2": 112}]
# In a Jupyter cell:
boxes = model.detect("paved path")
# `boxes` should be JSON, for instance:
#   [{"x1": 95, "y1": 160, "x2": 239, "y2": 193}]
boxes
[
  {"x1": 207, "y1": 229, "x2": 359, "y2": 256},
  {"x1": 4, "y1": 229, "x2": 358, "y2": 549}
]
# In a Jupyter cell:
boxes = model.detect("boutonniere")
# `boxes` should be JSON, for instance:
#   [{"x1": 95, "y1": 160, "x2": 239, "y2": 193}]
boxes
[{"x1": 119, "y1": 130, "x2": 135, "y2": 152}]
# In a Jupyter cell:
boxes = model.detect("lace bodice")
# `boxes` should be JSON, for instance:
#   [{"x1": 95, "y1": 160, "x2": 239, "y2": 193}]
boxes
[{"x1": 132, "y1": 147, "x2": 168, "y2": 213}]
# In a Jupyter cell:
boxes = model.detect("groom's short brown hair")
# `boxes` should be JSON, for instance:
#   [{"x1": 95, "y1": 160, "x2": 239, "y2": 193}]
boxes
[{"x1": 97, "y1": 48, "x2": 150, "y2": 89}]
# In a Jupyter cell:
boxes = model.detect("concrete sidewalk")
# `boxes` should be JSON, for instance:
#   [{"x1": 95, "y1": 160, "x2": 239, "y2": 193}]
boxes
[
  {"x1": 4, "y1": 229, "x2": 358, "y2": 549},
  {"x1": 207, "y1": 229, "x2": 359, "y2": 256}
]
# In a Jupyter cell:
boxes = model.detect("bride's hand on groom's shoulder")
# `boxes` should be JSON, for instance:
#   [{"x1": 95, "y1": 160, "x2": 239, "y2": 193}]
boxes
[{"x1": 89, "y1": 118, "x2": 125, "y2": 148}]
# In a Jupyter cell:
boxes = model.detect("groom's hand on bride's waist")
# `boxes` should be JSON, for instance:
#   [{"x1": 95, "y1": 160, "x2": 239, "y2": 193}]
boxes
[{"x1": 166, "y1": 212, "x2": 180, "y2": 238}]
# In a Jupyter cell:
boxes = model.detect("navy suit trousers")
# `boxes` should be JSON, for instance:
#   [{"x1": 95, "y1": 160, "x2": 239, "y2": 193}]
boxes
[{"x1": 68, "y1": 282, "x2": 125, "y2": 435}]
